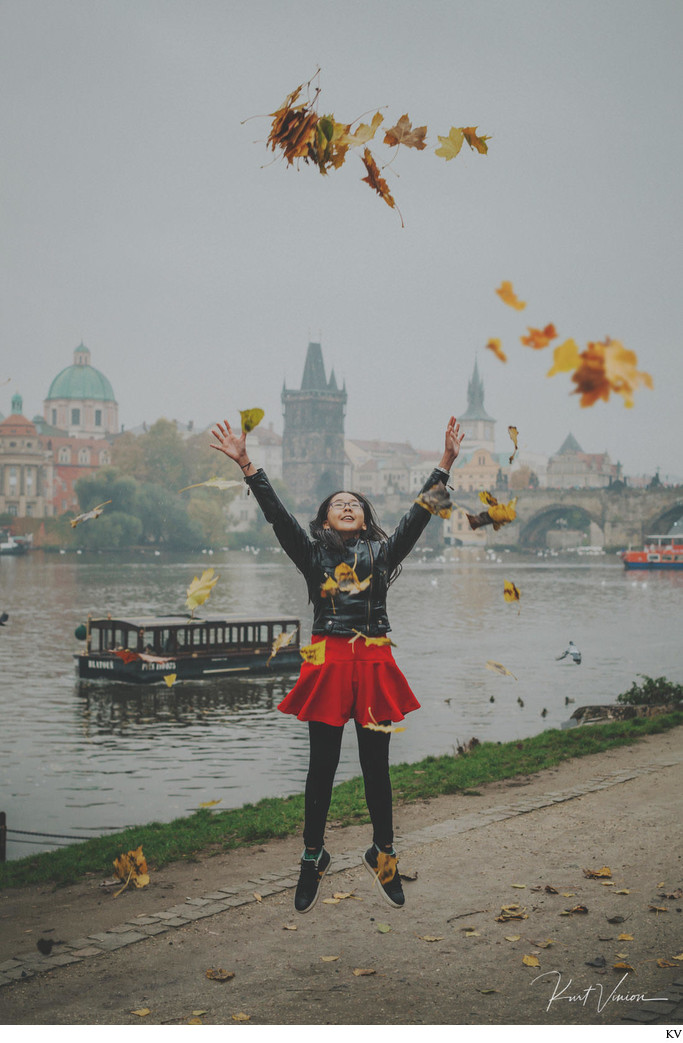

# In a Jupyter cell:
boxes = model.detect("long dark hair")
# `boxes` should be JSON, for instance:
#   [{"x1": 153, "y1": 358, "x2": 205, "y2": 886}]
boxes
[{"x1": 309, "y1": 490, "x2": 402, "y2": 586}]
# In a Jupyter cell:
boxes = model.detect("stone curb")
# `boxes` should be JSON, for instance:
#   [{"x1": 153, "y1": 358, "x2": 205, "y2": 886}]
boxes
[{"x1": 2, "y1": 751, "x2": 681, "y2": 1021}]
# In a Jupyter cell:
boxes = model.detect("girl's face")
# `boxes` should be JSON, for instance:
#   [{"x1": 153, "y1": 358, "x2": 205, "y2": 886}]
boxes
[{"x1": 323, "y1": 492, "x2": 367, "y2": 537}]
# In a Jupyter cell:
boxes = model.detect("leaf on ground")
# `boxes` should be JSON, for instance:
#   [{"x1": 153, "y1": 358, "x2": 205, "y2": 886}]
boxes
[
  {"x1": 585, "y1": 956, "x2": 606, "y2": 968},
  {"x1": 618, "y1": 933, "x2": 634, "y2": 941},
  {"x1": 131, "y1": 1008, "x2": 151, "y2": 1017},
  {"x1": 192, "y1": 1011, "x2": 208, "y2": 1017},
  {"x1": 606, "y1": 915, "x2": 627, "y2": 924},
  {"x1": 464, "y1": 930, "x2": 481, "y2": 937},
  {"x1": 657, "y1": 958, "x2": 677, "y2": 968},
  {"x1": 649, "y1": 905, "x2": 668, "y2": 913},
  {"x1": 511, "y1": 884, "x2": 526, "y2": 889},
  {"x1": 282, "y1": 925, "x2": 298, "y2": 931},
  {"x1": 504, "y1": 935, "x2": 521, "y2": 942},
  {"x1": 321, "y1": 955, "x2": 340, "y2": 961},
  {"x1": 253, "y1": 892, "x2": 262, "y2": 902},
  {"x1": 544, "y1": 885, "x2": 559, "y2": 894},
  {"x1": 530, "y1": 939, "x2": 555, "y2": 949},
  {"x1": 198, "y1": 799, "x2": 222, "y2": 808},
  {"x1": 584, "y1": 866, "x2": 612, "y2": 878},
  {"x1": 614, "y1": 889, "x2": 631, "y2": 895},
  {"x1": 353, "y1": 968, "x2": 376, "y2": 976},
  {"x1": 495, "y1": 905, "x2": 528, "y2": 922},
  {"x1": 613, "y1": 961, "x2": 635, "y2": 972},
  {"x1": 477, "y1": 988, "x2": 499, "y2": 994},
  {"x1": 560, "y1": 905, "x2": 588, "y2": 916},
  {"x1": 561, "y1": 892, "x2": 576, "y2": 898},
  {"x1": 322, "y1": 898, "x2": 341, "y2": 905},
  {"x1": 522, "y1": 955, "x2": 540, "y2": 968},
  {"x1": 112, "y1": 845, "x2": 149, "y2": 895},
  {"x1": 377, "y1": 923, "x2": 392, "y2": 933},
  {"x1": 419, "y1": 935, "x2": 444, "y2": 942},
  {"x1": 232, "y1": 1013, "x2": 250, "y2": 1022},
  {"x1": 659, "y1": 889, "x2": 683, "y2": 900},
  {"x1": 333, "y1": 892, "x2": 356, "y2": 900},
  {"x1": 206, "y1": 968, "x2": 235, "y2": 982},
  {"x1": 674, "y1": 953, "x2": 683, "y2": 961}
]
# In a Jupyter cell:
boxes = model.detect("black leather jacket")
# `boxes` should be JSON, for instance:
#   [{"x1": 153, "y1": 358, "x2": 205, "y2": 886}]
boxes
[{"x1": 244, "y1": 467, "x2": 448, "y2": 636}]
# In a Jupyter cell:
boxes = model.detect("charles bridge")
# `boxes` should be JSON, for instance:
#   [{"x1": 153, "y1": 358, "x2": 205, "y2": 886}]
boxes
[{"x1": 464, "y1": 484, "x2": 683, "y2": 549}]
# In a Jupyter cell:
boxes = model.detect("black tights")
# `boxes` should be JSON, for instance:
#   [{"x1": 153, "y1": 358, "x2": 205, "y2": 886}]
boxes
[{"x1": 303, "y1": 720, "x2": 393, "y2": 852}]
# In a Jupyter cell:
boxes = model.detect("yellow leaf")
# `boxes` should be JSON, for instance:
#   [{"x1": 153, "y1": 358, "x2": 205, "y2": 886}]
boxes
[
  {"x1": 613, "y1": 961, "x2": 635, "y2": 972},
  {"x1": 300, "y1": 640, "x2": 326, "y2": 665},
  {"x1": 131, "y1": 1008, "x2": 151, "y2": 1017},
  {"x1": 649, "y1": 904, "x2": 668, "y2": 913},
  {"x1": 198, "y1": 799, "x2": 222, "y2": 808},
  {"x1": 322, "y1": 897, "x2": 340, "y2": 905},
  {"x1": 462, "y1": 126, "x2": 491, "y2": 153},
  {"x1": 503, "y1": 580, "x2": 521, "y2": 603},
  {"x1": 192, "y1": 1011, "x2": 208, "y2": 1017},
  {"x1": 435, "y1": 126, "x2": 464, "y2": 160},
  {"x1": 363, "y1": 707, "x2": 406, "y2": 734},
  {"x1": 485, "y1": 660, "x2": 517, "y2": 680},
  {"x1": 232, "y1": 1012, "x2": 250, "y2": 1022},
  {"x1": 283, "y1": 925, "x2": 298, "y2": 931},
  {"x1": 415, "y1": 481, "x2": 453, "y2": 518},
  {"x1": 673, "y1": 953, "x2": 683, "y2": 961},
  {"x1": 332, "y1": 892, "x2": 355, "y2": 900},
  {"x1": 253, "y1": 892, "x2": 262, "y2": 902},
  {"x1": 353, "y1": 968, "x2": 376, "y2": 976},
  {"x1": 321, "y1": 955, "x2": 340, "y2": 961},
  {"x1": 505, "y1": 935, "x2": 521, "y2": 942},
  {"x1": 614, "y1": 889, "x2": 631, "y2": 895},
  {"x1": 113, "y1": 845, "x2": 148, "y2": 890},
  {"x1": 464, "y1": 930, "x2": 481, "y2": 937},
  {"x1": 583, "y1": 866, "x2": 612, "y2": 879},
  {"x1": 240, "y1": 408, "x2": 264, "y2": 433},
  {"x1": 206, "y1": 968, "x2": 235, "y2": 981},
  {"x1": 523, "y1": 955, "x2": 540, "y2": 968},
  {"x1": 488, "y1": 498, "x2": 518, "y2": 530},
  {"x1": 561, "y1": 893, "x2": 576, "y2": 898},
  {"x1": 267, "y1": 627, "x2": 298, "y2": 665},
  {"x1": 339, "y1": 111, "x2": 384, "y2": 149},
  {"x1": 547, "y1": 338, "x2": 581, "y2": 377},
  {"x1": 163, "y1": 673, "x2": 177, "y2": 688},
  {"x1": 186, "y1": 567, "x2": 219, "y2": 616},
  {"x1": 495, "y1": 281, "x2": 526, "y2": 310},
  {"x1": 657, "y1": 958, "x2": 677, "y2": 968},
  {"x1": 178, "y1": 476, "x2": 242, "y2": 492},
  {"x1": 618, "y1": 933, "x2": 634, "y2": 941},
  {"x1": 511, "y1": 884, "x2": 526, "y2": 889},
  {"x1": 70, "y1": 500, "x2": 112, "y2": 528}
]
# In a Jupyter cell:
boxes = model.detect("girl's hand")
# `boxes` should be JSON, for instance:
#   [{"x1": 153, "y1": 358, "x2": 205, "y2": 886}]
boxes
[
  {"x1": 439, "y1": 415, "x2": 465, "y2": 471},
  {"x1": 210, "y1": 420, "x2": 249, "y2": 467}
]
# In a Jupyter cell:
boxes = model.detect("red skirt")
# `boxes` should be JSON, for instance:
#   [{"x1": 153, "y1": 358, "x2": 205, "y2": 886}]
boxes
[{"x1": 277, "y1": 634, "x2": 421, "y2": 728}]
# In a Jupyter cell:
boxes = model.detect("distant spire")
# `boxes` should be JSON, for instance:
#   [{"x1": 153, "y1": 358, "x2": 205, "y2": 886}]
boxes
[
  {"x1": 460, "y1": 358, "x2": 494, "y2": 421},
  {"x1": 300, "y1": 342, "x2": 328, "y2": 390},
  {"x1": 328, "y1": 367, "x2": 338, "y2": 390},
  {"x1": 11, "y1": 391, "x2": 23, "y2": 415}
]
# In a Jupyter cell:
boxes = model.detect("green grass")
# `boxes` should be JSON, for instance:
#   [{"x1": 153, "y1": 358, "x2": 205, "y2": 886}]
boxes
[{"x1": 1, "y1": 712, "x2": 681, "y2": 891}]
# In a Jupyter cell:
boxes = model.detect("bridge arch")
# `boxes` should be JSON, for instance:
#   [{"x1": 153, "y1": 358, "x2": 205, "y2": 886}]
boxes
[
  {"x1": 644, "y1": 500, "x2": 683, "y2": 535},
  {"x1": 519, "y1": 503, "x2": 603, "y2": 548}
]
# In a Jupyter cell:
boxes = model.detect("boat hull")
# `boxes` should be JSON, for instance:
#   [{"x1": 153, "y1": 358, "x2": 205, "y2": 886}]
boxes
[
  {"x1": 623, "y1": 559, "x2": 683, "y2": 570},
  {"x1": 75, "y1": 649, "x2": 302, "y2": 683}
]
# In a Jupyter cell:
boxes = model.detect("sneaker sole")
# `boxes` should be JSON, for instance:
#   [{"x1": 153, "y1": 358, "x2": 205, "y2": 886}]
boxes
[
  {"x1": 295, "y1": 857, "x2": 330, "y2": 914},
  {"x1": 362, "y1": 853, "x2": 405, "y2": 909}
]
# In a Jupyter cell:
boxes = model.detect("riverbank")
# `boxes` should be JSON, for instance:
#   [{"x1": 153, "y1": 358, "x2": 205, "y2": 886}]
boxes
[
  {"x1": 0, "y1": 726, "x2": 681, "y2": 1028},
  {"x1": 1, "y1": 712, "x2": 681, "y2": 891}
]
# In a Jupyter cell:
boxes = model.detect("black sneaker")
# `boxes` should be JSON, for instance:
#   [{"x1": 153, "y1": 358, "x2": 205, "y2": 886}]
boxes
[
  {"x1": 294, "y1": 848, "x2": 331, "y2": 913},
  {"x1": 363, "y1": 845, "x2": 405, "y2": 908}
]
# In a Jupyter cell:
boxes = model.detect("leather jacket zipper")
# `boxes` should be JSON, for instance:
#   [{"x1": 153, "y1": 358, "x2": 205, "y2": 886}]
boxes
[{"x1": 365, "y1": 538, "x2": 374, "y2": 630}]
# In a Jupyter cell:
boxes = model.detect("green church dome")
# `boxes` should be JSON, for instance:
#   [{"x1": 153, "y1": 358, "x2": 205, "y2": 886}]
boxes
[{"x1": 46, "y1": 343, "x2": 116, "y2": 403}]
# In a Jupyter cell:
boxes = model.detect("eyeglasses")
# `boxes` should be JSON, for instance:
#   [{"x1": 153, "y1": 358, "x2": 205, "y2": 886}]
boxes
[{"x1": 328, "y1": 499, "x2": 363, "y2": 511}]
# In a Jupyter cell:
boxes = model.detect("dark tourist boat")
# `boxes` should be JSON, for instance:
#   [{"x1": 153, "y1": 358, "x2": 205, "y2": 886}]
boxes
[{"x1": 74, "y1": 614, "x2": 302, "y2": 683}]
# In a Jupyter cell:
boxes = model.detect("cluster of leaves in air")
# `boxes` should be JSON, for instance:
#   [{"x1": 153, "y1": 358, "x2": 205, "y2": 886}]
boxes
[
  {"x1": 488, "y1": 281, "x2": 653, "y2": 408},
  {"x1": 259, "y1": 71, "x2": 491, "y2": 224}
]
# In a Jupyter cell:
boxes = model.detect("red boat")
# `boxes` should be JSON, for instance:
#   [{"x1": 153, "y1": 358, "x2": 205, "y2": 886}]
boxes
[{"x1": 621, "y1": 535, "x2": 683, "y2": 570}]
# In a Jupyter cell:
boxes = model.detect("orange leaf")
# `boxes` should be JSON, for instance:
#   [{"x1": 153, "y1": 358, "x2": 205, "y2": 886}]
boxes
[
  {"x1": 520, "y1": 324, "x2": 558, "y2": 350},
  {"x1": 583, "y1": 866, "x2": 612, "y2": 879},
  {"x1": 486, "y1": 338, "x2": 507, "y2": 362},
  {"x1": 462, "y1": 126, "x2": 491, "y2": 153},
  {"x1": 495, "y1": 281, "x2": 526, "y2": 310},
  {"x1": 503, "y1": 580, "x2": 520, "y2": 603},
  {"x1": 360, "y1": 148, "x2": 400, "y2": 220},
  {"x1": 383, "y1": 113, "x2": 428, "y2": 150},
  {"x1": 508, "y1": 425, "x2": 519, "y2": 464}
]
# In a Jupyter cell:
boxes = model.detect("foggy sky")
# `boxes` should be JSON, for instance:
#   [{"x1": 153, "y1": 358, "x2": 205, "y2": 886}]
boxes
[{"x1": 2, "y1": 0, "x2": 682, "y2": 479}]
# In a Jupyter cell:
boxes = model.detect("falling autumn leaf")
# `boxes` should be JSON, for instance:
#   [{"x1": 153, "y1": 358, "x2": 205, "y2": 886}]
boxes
[
  {"x1": 363, "y1": 707, "x2": 406, "y2": 734},
  {"x1": 485, "y1": 660, "x2": 517, "y2": 680},
  {"x1": 70, "y1": 500, "x2": 112, "y2": 528},
  {"x1": 339, "y1": 111, "x2": 384, "y2": 149},
  {"x1": 321, "y1": 560, "x2": 371, "y2": 599},
  {"x1": 486, "y1": 338, "x2": 507, "y2": 363},
  {"x1": 383, "y1": 113, "x2": 428, "y2": 150},
  {"x1": 434, "y1": 126, "x2": 464, "y2": 160},
  {"x1": 178, "y1": 476, "x2": 242, "y2": 493},
  {"x1": 163, "y1": 674, "x2": 177, "y2": 688},
  {"x1": 584, "y1": 866, "x2": 612, "y2": 879},
  {"x1": 572, "y1": 338, "x2": 653, "y2": 408},
  {"x1": 546, "y1": 338, "x2": 581, "y2": 377},
  {"x1": 300, "y1": 640, "x2": 326, "y2": 665},
  {"x1": 495, "y1": 281, "x2": 526, "y2": 310},
  {"x1": 361, "y1": 148, "x2": 401, "y2": 222},
  {"x1": 240, "y1": 408, "x2": 265, "y2": 433},
  {"x1": 508, "y1": 426, "x2": 519, "y2": 464},
  {"x1": 186, "y1": 567, "x2": 219, "y2": 616},
  {"x1": 503, "y1": 580, "x2": 521, "y2": 603},
  {"x1": 462, "y1": 126, "x2": 491, "y2": 153},
  {"x1": 267, "y1": 83, "x2": 319, "y2": 165},
  {"x1": 520, "y1": 324, "x2": 558, "y2": 350},
  {"x1": 415, "y1": 481, "x2": 453, "y2": 518},
  {"x1": 268, "y1": 627, "x2": 298, "y2": 665}
]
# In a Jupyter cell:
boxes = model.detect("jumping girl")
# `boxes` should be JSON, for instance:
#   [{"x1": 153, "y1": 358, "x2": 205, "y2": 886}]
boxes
[{"x1": 210, "y1": 415, "x2": 465, "y2": 912}]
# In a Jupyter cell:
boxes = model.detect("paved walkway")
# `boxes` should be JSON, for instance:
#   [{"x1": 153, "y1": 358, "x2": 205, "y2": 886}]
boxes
[{"x1": 1, "y1": 733, "x2": 681, "y2": 1026}]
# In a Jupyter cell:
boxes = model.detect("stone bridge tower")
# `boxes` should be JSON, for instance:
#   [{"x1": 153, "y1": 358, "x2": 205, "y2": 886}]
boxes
[{"x1": 281, "y1": 342, "x2": 347, "y2": 510}]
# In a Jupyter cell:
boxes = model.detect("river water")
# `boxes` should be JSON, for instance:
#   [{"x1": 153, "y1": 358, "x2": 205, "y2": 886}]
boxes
[{"x1": 1, "y1": 548, "x2": 680, "y2": 860}]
